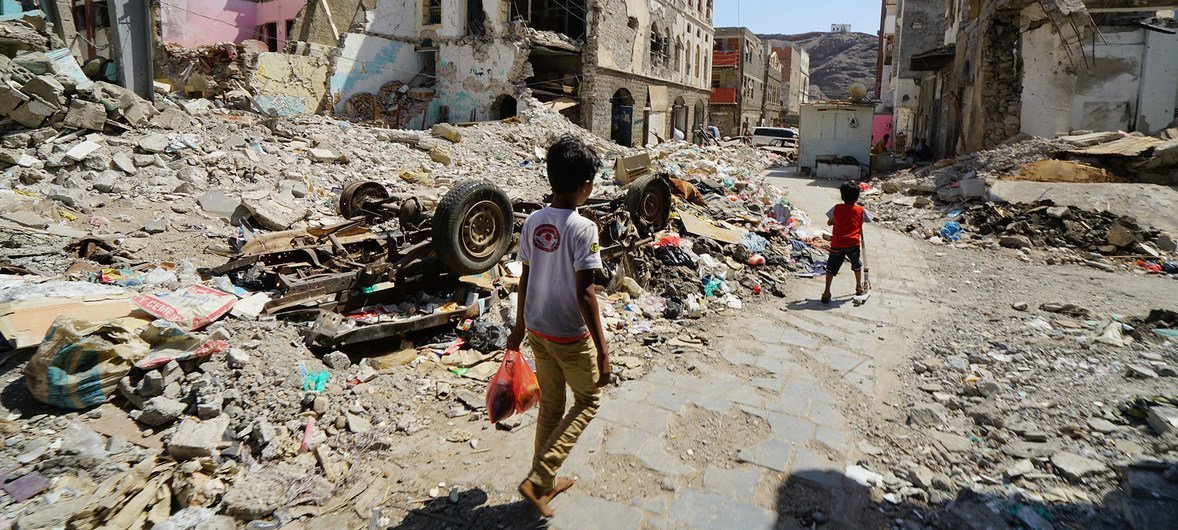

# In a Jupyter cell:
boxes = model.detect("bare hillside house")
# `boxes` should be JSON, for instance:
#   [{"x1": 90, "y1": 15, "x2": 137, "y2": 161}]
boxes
[{"x1": 324, "y1": 0, "x2": 714, "y2": 146}]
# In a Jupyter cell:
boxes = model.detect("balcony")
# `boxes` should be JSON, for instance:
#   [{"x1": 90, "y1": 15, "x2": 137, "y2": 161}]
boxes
[
  {"x1": 712, "y1": 50, "x2": 739, "y2": 68},
  {"x1": 710, "y1": 87, "x2": 737, "y2": 104}
]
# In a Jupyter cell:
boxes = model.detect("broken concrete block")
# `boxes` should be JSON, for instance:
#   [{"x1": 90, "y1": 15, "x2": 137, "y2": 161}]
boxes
[
  {"x1": 138, "y1": 396, "x2": 186, "y2": 426},
  {"x1": 1107, "y1": 222, "x2": 1136, "y2": 248},
  {"x1": 167, "y1": 415, "x2": 230, "y2": 460},
  {"x1": 431, "y1": 122, "x2": 462, "y2": 143},
  {"x1": 62, "y1": 99, "x2": 108, "y2": 131},
  {"x1": 1146, "y1": 405, "x2": 1178, "y2": 436},
  {"x1": 429, "y1": 145, "x2": 453, "y2": 165},
  {"x1": 197, "y1": 190, "x2": 243, "y2": 220},
  {"x1": 89, "y1": 170, "x2": 119, "y2": 193},
  {"x1": 1051, "y1": 451, "x2": 1108, "y2": 482},
  {"x1": 150, "y1": 108, "x2": 190, "y2": 130},
  {"x1": 959, "y1": 177, "x2": 987, "y2": 199},
  {"x1": 9, "y1": 98, "x2": 57, "y2": 128},
  {"x1": 0, "y1": 80, "x2": 29, "y2": 114},
  {"x1": 64, "y1": 140, "x2": 101, "y2": 161},
  {"x1": 1, "y1": 211, "x2": 50, "y2": 229},
  {"x1": 20, "y1": 75, "x2": 66, "y2": 106},
  {"x1": 111, "y1": 152, "x2": 136, "y2": 175},
  {"x1": 999, "y1": 235, "x2": 1033, "y2": 249},
  {"x1": 137, "y1": 133, "x2": 169, "y2": 153},
  {"x1": 308, "y1": 148, "x2": 339, "y2": 163},
  {"x1": 241, "y1": 191, "x2": 309, "y2": 230}
]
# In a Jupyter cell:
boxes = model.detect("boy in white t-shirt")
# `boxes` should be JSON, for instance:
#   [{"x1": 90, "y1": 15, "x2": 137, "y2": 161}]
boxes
[{"x1": 506, "y1": 136, "x2": 610, "y2": 517}]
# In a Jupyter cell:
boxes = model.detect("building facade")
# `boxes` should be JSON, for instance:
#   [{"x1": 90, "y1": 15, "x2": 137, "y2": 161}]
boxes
[
  {"x1": 887, "y1": 0, "x2": 1178, "y2": 159},
  {"x1": 765, "y1": 49, "x2": 783, "y2": 126},
  {"x1": 708, "y1": 26, "x2": 765, "y2": 136},
  {"x1": 321, "y1": 0, "x2": 713, "y2": 146},
  {"x1": 775, "y1": 44, "x2": 809, "y2": 126}
]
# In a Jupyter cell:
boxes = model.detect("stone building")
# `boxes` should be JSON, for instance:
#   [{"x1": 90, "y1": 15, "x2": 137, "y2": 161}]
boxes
[
  {"x1": 764, "y1": 49, "x2": 784, "y2": 126},
  {"x1": 321, "y1": 0, "x2": 714, "y2": 146},
  {"x1": 889, "y1": 0, "x2": 1178, "y2": 159},
  {"x1": 708, "y1": 26, "x2": 765, "y2": 136},
  {"x1": 775, "y1": 44, "x2": 809, "y2": 126}
]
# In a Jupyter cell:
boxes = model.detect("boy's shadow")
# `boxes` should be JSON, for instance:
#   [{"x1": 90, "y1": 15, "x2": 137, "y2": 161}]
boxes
[
  {"x1": 787, "y1": 296, "x2": 853, "y2": 311},
  {"x1": 390, "y1": 489, "x2": 546, "y2": 529}
]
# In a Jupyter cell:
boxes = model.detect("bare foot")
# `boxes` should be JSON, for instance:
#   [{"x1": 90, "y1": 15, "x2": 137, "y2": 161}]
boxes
[
  {"x1": 542, "y1": 477, "x2": 576, "y2": 503},
  {"x1": 518, "y1": 479, "x2": 555, "y2": 517}
]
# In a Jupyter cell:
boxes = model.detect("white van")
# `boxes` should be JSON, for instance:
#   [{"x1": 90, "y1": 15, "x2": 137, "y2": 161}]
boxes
[{"x1": 751, "y1": 127, "x2": 799, "y2": 148}]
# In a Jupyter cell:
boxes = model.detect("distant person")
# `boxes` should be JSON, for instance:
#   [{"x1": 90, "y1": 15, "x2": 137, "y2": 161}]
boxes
[
  {"x1": 507, "y1": 135, "x2": 610, "y2": 518},
  {"x1": 871, "y1": 133, "x2": 890, "y2": 154},
  {"x1": 917, "y1": 139, "x2": 933, "y2": 162},
  {"x1": 821, "y1": 182, "x2": 874, "y2": 304},
  {"x1": 906, "y1": 138, "x2": 924, "y2": 161}
]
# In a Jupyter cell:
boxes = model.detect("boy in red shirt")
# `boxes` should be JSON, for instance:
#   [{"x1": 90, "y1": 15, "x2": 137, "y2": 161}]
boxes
[{"x1": 822, "y1": 182, "x2": 874, "y2": 303}]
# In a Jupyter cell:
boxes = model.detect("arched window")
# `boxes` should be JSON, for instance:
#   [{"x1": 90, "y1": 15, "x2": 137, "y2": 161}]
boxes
[
  {"x1": 687, "y1": 44, "x2": 697, "y2": 78},
  {"x1": 674, "y1": 38, "x2": 683, "y2": 73},
  {"x1": 650, "y1": 23, "x2": 661, "y2": 66},
  {"x1": 664, "y1": 29, "x2": 672, "y2": 66}
]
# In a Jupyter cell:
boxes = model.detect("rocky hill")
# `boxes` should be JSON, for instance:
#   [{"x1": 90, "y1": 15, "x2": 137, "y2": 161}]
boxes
[{"x1": 762, "y1": 31, "x2": 878, "y2": 101}]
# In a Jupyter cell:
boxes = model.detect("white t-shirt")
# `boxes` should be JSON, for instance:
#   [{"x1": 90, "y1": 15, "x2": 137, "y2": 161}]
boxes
[{"x1": 517, "y1": 206, "x2": 602, "y2": 340}]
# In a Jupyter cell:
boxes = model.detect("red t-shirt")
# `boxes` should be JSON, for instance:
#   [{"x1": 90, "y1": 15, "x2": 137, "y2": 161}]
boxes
[{"x1": 827, "y1": 203, "x2": 873, "y2": 248}]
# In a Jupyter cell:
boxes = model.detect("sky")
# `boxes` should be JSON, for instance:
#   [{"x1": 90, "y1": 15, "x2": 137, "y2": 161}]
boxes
[{"x1": 712, "y1": 0, "x2": 883, "y2": 36}]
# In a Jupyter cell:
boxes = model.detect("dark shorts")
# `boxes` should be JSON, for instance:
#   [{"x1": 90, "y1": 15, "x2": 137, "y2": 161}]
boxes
[{"x1": 827, "y1": 246, "x2": 862, "y2": 276}]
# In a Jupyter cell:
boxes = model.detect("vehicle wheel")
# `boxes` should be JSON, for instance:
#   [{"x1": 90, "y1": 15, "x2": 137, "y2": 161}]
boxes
[
  {"x1": 433, "y1": 180, "x2": 513, "y2": 275},
  {"x1": 625, "y1": 174, "x2": 672, "y2": 235},
  {"x1": 339, "y1": 181, "x2": 389, "y2": 219}
]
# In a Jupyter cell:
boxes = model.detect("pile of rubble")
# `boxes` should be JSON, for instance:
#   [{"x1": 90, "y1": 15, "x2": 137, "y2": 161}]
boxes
[
  {"x1": 0, "y1": 66, "x2": 814, "y2": 525},
  {"x1": 854, "y1": 296, "x2": 1178, "y2": 529},
  {"x1": 868, "y1": 132, "x2": 1178, "y2": 275}
]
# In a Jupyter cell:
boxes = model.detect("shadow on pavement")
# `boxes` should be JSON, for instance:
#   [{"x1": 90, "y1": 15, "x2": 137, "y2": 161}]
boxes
[
  {"x1": 390, "y1": 488, "x2": 545, "y2": 530},
  {"x1": 787, "y1": 297, "x2": 853, "y2": 311},
  {"x1": 773, "y1": 461, "x2": 1176, "y2": 530}
]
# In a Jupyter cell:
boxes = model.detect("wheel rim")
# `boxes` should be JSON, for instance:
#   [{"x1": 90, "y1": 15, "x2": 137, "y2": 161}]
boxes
[
  {"x1": 340, "y1": 181, "x2": 389, "y2": 218},
  {"x1": 461, "y1": 200, "x2": 503, "y2": 260},
  {"x1": 639, "y1": 188, "x2": 666, "y2": 226}
]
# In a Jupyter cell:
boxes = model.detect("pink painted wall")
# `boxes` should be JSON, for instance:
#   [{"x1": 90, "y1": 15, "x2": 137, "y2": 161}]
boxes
[
  {"x1": 159, "y1": 0, "x2": 259, "y2": 47},
  {"x1": 872, "y1": 114, "x2": 894, "y2": 149},
  {"x1": 256, "y1": 0, "x2": 308, "y2": 51}
]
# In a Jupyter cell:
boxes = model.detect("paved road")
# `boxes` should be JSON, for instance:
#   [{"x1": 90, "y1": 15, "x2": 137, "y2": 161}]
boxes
[{"x1": 549, "y1": 170, "x2": 940, "y2": 529}]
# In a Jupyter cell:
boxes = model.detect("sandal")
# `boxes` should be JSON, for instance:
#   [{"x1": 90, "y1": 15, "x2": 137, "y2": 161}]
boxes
[
  {"x1": 855, "y1": 288, "x2": 866, "y2": 296},
  {"x1": 821, "y1": 293, "x2": 832, "y2": 304}
]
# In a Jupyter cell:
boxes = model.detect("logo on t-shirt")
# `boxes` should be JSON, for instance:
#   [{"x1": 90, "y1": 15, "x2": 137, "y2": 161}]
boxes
[{"x1": 533, "y1": 224, "x2": 561, "y2": 252}]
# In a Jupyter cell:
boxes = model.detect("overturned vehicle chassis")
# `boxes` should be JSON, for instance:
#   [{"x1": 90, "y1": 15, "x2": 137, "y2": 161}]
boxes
[{"x1": 204, "y1": 176, "x2": 673, "y2": 349}]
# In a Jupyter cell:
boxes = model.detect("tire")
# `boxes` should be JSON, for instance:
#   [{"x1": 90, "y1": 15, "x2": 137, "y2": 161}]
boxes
[
  {"x1": 432, "y1": 180, "x2": 514, "y2": 275},
  {"x1": 625, "y1": 174, "x2": 672, "y2": 235}
]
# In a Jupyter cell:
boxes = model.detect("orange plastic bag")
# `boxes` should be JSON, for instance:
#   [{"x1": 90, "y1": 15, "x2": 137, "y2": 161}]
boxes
[{"x1": 486, "y1": 349, "x2": 540, "y2": 423}]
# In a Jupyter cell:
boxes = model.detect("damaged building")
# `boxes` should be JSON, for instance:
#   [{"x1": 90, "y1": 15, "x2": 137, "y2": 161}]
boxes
[
  {"x1": 324, "y1": 0, "x2": 715, "y2": 145},
  {"x1": 708, "y1": 26, "x2": 766, "y2": 136},
  {"x1": 889, "y1": 0, "x2": 1178, "y2": 159}
]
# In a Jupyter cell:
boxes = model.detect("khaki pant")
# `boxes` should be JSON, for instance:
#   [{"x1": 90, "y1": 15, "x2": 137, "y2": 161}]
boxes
[{"x1": 527, "y1": 334, "x2": 601, "y2": 491}]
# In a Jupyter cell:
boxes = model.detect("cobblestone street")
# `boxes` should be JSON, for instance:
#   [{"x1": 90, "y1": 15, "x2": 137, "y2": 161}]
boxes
[{"x1": 545, "y1": 171, "x2": 940, "y2": 529}]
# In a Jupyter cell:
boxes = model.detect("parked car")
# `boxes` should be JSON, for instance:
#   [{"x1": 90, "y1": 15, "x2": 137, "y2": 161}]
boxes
[{"x1": 751, "y1": 127, "x2": 799, "y2": 148}]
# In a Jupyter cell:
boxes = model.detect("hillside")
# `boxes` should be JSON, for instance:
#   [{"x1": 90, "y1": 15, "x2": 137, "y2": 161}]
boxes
[{"x1": 762, "y1": 31, "x2": 878, "y2": 101}]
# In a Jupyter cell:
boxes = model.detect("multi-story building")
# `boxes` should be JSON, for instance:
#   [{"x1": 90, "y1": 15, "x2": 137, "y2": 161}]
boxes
[
  {"x1": 765, "y1": 50, "x2": 783, "y2": 126},
  {"x1": 323, "y1": 0, "x2": 715, "y2": 146},
  {"x1": 708, "y1": 27, "x2": 765, "y2": 136},
  {"x1": 775, "y1": 44, "x2": 810, "y2": 125}
]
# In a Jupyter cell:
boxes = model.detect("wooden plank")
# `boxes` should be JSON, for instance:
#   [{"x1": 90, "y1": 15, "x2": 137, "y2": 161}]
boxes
[
  {"x1": 1071, "y1": 135, "x2": 1161, "y2": 157},
  {"x1": 677, "y1": 209, "x2": 744, "y2": 244}
]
